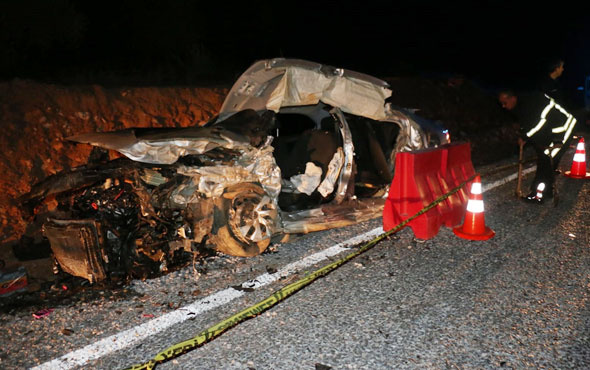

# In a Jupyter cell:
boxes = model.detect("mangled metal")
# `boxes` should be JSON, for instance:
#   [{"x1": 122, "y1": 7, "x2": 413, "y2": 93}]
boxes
[
  {"x1": 69, "y1": 121, "x2": 259, "y2": 165},
  {"x1": 385, "y1": 105, "x2": 428, "y2": 155},
  {"x1": 43, "y1": 219, "x2": 108, "y2": 283},
  {"x1": 280, "y1": 199, "x2": 386, "y2": 234},
  {"x1": 266, "y1": 65, "x2": 392, "y2": 120},
  {"x1": 175, "y1": 141, "x2": 281, "y2": 201},
  {"x1": 330, "y1": 108, "x2": 356, "y2": 203},
  {"x1": 21, "y1": 58, "x2": 451, "y2": 283},
  {"x1": 220, "y1": 58, "x2": 391, "y2": 120},
  {"x1": 317, "y1": 147, "x2": 344, "y2": 197}
]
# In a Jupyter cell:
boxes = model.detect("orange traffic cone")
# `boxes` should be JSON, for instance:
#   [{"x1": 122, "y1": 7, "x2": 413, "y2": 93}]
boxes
[
  {"x1": 564, "y1": 137, "x2": 590, "y2": 179},
  {"x1": 453, "y1": 175, "x2": 495, "y2": 241}
]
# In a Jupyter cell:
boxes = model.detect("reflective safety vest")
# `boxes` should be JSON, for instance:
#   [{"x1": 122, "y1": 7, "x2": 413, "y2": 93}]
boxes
[{"x1": 525, "y1": 94, "x2": 577, "y2": 158}]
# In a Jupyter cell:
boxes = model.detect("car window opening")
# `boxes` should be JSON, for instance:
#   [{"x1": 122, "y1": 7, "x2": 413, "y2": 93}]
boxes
[
  {"x1": 271, "y1": 109, "x2": 342, "y2": 211},
  {"x1": 345, "y1": 114, "x2": 400, "y2": 197}
]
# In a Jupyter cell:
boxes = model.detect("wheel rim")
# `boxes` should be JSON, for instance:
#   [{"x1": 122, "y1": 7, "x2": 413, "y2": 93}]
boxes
[{"x1": 229, "y1": 193, "x2": 277, "y2": 244}]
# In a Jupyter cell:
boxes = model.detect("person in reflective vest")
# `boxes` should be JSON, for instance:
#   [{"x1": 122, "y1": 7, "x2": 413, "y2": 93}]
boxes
[{"x1": 499, "y1": 90, "x2": 577, "y2": 203}]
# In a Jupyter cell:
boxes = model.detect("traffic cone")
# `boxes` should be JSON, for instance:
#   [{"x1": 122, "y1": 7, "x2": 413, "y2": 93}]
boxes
[
  {"x1": 564, "y1": 137, "x2": 590, "y2": 179},
  {"x1": 453, "y1": 175, "x2": 495, "y2": 241}
]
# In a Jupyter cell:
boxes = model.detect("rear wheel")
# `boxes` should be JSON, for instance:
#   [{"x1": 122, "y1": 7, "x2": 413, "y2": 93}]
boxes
[{"x1": 210, "y1": 183, "x2": 278, "y2": 257}]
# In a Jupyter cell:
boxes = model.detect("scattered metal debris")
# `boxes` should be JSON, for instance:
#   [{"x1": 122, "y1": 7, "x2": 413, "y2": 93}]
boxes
[
  {"x1": 32, "y1": 308, "x2": 54, "y2": 319},
  {"x1": 0, "y1": 266, "x2": 28, "y2": 297}
]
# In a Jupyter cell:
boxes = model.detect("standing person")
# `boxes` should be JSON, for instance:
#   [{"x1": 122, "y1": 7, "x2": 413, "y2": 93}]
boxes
[
  {"x1": 539, "y1": 58, "x2": 565, "y2": 101},
  {"x1": 499, "y1": 90, "x2": 577, "y2": 203}
]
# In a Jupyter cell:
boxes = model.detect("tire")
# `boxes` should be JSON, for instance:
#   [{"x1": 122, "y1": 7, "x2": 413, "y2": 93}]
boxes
[{"x1": 210, "y1": 183, "x2": 278, "y2": 257}]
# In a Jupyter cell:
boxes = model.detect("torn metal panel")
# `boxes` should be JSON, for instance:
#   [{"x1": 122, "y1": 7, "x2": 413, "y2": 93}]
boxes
[
  {"x1": 267, "y1": 66, "x2": 391, "y2": 120},
  {"x1": 318, "y1": 147, "x2": 344, "y2": 197},
  {"x1": 330, "y1": 109, "x2": 355, "y2": 203},
  {"x1": 68, "y1": 123, "x2": 256, "y2": 164},
  {"x1": 385, "y1": 104, "x2": 428, "y2": 153},
  {"x1": 176, "y1": 142, "x2": 281, "y2": 200},
  {"x1": 140, "y1": 168, "x2": 169, "y2": 186},
  {"x1": 281, "y1": 208, "x2": 324, "y2": 220},
  {"x1": 22, "y1": 158, "x2": 143, "y2": 205},
  {"x1": 43, "y1": 219, "x2": 108, "y2": 283},
  {"x1": 185, "y1": 199, "x2": 214, "y2": 243},
  {"x1": 221, "y1": 58, "x2": 392, "y2": 121},
  {"x1": 169, "y1": 177, "x2": 202, "y2": 205},
  {"x1": 281, "y1": 199, "x2": 385, "y2": 234}
]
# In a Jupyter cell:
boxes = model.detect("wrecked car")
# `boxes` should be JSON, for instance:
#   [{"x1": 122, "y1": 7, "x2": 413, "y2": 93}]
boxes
[{"x1": 22, "y1": 58, "x2": 450, "y2": 283}]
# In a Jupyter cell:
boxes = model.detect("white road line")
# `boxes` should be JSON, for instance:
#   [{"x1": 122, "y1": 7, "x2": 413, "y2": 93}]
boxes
[
  {"x1": 32, "y1": 227, "x2": 384, "y2": 369},
  {"x1": 239, "y1": 227, "x2": 384, "y2": 290},
  {"x1": 32, "y1": 288, "x2": 245, "y2": 370},
  {"x1": 483, "y1": 165, "x2": 536, "y2": 193},
  {"x1": 33, "y1": 164, "x2": 527, "y2": 369}
]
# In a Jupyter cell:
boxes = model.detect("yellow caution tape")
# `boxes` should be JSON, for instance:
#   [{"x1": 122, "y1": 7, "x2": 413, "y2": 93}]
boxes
[{"x1": 125, "y1": 173, "x2": 478, "y2": 370}]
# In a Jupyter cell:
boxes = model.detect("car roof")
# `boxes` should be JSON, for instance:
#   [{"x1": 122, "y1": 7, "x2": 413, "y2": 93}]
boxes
[{"x1": 219, "y1": 58, "x2": 393, "y2": 121}]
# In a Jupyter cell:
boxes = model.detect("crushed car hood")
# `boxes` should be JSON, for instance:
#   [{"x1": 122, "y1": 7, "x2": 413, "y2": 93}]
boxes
[
  {"x1": 219, "y1": 58, "x2": 393, "y2": 121},
  {"x1": 67, "y1": 109, "x2": 273, "y2": 164}
]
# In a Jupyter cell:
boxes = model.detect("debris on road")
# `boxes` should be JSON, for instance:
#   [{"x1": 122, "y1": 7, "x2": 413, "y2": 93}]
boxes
[
  {"x1": 32, "y1": 308, "x2": 54, "y2": 319},
  {"x1": 0, "y1": 266, "x2": 28, "y2": 297}
]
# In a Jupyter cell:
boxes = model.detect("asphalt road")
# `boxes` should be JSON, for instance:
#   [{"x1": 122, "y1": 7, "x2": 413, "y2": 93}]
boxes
[{"x1": 1, "y1": 149, "x2": 590, "y2": 370}]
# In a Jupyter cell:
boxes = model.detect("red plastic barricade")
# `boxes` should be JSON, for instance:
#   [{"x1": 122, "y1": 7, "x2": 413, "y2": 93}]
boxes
[
  {"x1": 383, "y1": 146, "x2": 451, "y2": 239},
  {"x1": 383, "y1": 142, "x2": 475, "y2": 239},
  {"x1": 442, "y1": 142, "x2": 476, "y2": 227}
]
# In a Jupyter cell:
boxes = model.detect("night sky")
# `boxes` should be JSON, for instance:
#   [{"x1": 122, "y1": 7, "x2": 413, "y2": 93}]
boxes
[{"x1": 1, "y1": 1, "x2": 589, "y2": 92}]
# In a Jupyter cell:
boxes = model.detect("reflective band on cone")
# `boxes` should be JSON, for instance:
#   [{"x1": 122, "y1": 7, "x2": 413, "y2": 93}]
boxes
[
  {"x1": 453, "y1": 174, "x2": 495, "y2": 241},
  {"x1": 466, "y1": 199, "x2": 484, "y2": 213},
  {"x1": 564, "y1": 137, "x2": 590, "y2": 179},
  {"x1": 573, "y1": 153, "x2": 585, "y2": 162}
]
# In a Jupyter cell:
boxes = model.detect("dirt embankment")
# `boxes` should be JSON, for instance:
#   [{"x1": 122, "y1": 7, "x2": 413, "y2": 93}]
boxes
[{"x1": 0, "y1": 79, "x2": 228, "y2": 244}]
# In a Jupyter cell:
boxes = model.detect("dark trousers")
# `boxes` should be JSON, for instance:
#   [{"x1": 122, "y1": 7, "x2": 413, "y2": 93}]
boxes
[
  {"x1": 530, "y1": 143, "x2": 555, "y2": 193},
  {"x1": 552, "y1": 133, "x2": 575, "y2": 171},
  {"x1": 529, "y1": 136, "x2": 572, "y2": 194}
]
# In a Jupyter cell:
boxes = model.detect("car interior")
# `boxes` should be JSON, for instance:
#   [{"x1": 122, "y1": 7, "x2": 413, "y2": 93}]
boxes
[{"x1": 268, "y1": 103, "x2": 401, "y2": 210}]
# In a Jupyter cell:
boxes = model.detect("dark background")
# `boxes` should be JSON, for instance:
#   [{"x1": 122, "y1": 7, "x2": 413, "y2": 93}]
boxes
[{"x1": 1, "y1": 0, "x2": 589, "y2": 93}]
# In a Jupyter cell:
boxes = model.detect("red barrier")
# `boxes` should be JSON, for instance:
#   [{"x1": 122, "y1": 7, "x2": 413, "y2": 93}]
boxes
[
  {"x1": 383, "y1": 142, "x2": 474, "y2": 239},
  {"x1": 383, "y1": 146, "x2": 451, "y2": 239},
  {"x1": 442, "y1": 142, "x2": 475, "y2": 227}
]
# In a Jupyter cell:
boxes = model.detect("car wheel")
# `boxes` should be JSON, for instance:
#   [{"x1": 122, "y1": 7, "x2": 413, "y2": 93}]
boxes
[{"x1": 210, "y1": 183, "x2": 278, "y2": 257}]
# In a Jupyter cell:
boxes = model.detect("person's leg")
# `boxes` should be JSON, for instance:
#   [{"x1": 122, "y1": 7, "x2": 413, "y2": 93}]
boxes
[
  {"x1": 552, "y1": 135, "x2": 574, "y2": 171},
  {"x1": 529, "y1": 145, "x2": 554, "y2": 198}
]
